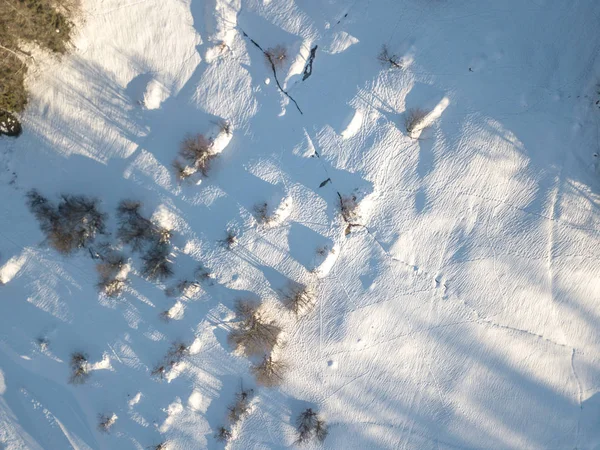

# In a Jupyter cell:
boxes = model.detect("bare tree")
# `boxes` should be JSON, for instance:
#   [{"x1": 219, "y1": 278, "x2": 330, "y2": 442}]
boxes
[
  {"x1": 282, "y1": 283, "x2": 316, "y2": 317},
  {"x1": 116, "y1": 200, "x2": 155, "y2": 252},
  {"x1": 296, "y1": 408, "x2": 328, "y2": 444},
  {"x1": 251, "y1": 354, "x2": 287, "y2": 387},
  {"x1": 179, "y1": 134, "x2": 216, "y2": 177},
  {"x1": 98, "y1": 413, "x2": 117, "y2": 433},
  {"x1": 339, "y1": 194, "x2": 360, "y2": 224},
  {"x1": 405, "y1": 108, "x2": 428, "y2": 136},
  {"x1": 149, "y1": 442, "x2": 169, "y2": 450},
  {"x1": 165, "y1": 279, "x2": 199, "y2": 298},
  {"x1": 228, "y1": 300, "x2": 281, "y2": 356},
  {"x1": 152, "y1": 341, "x2": 189, "y2": 379},
  {"x1": 265, "y1": 45, "x2": 287, "y2": 68},
  {"x1": 253, "y1": 202, "x2": 271, "y2": 224},
  {"x1": 220, "y1": 228, "x2": 238, "y2": 250},
  {"x1": 377, "y1": 44, "x2": 403, "y2": 69},
  {"x1": 96, "y1": 251, "x2": 127, "y2": 297},
  {"x1": 172, "y1": 159, "x2": 195, "y2": 182},
  {"x1": 218, "y1": 119, "x2": 232, "y2": 136},
  {"x1": 215, "y1": 426, "x2": 232, "y2": 442},
  {"x1": 69, "y1": 352, "x2": 90, "y2": 384},
  {"x1": 141, "y1": 242, "x2": 173, "y2": 282}
]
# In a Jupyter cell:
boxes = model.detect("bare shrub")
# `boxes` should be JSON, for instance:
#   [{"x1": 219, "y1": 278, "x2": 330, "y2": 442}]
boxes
[
  {"x1": 179, "y1": 134, "x2": 216, "y2": 177},
  {"x1": 228, "y1": 300, "x2": 281, "y2": 356},
  {"x1": 251, "y1": 354, "x2": 287, "y2": 387},
  {"x1": 150, "y1": 442, "x2": 169, "y2": 450},
  {"x1": 152, "y1": 341, "x2": 190, "y2": 379},
  {"x1": 172, "y1": 159, "x2": 195, "y2": 182},
  {"x1": 253, "y1": 202, "x2": 273, "y2": 225},
  {"x1": 215, "y1": 426, "x2": 232, "y2": 442},
  {"x1": 116, "y1": 200, "x2": 155, "y2": 252},
  {"x1": 265, "y1": 45, "x2": 287, "y2": 68},
  {"x1": 194, "y1": 264, "x2": 214, "y2": 284},
  {"x1": 141, "y1": 242, "x2": 173, "y2": 282},
  {"x1": 339, "y1": 194, "x2": 360, "y2": 224},
  {"x1": 69, "y1": 352, "x2": 89, "y2": 384},
  {"x1": 296, "y1": 408, "x2": 328, "y2": 444},
  {"x1": 220, "y1": 229, "x2": 237, "y2": 249},
  {"x1": 26, "y1": 191, "x2": 107, "y2": 254},
  {"x1": 98, "y1": 413, "x2": 117, "y2": 433},
  {"x1": 98, "y1": 278, "x2": 127, "y2": 297},
  {"x1": 151, "y1": 364, "x2": 167, "y2": 379},
  {"x1": 282, "y1": 283, "x2": 316, "y2": 317},
  {"x1": 159, "y1": 310, "x2": 172, "y2": 322},
  {"x1": 37, "y1": 336, "x2": 49, "y2": 351},
  {"x1": 218, "y1": 119, "x2": 232, "y2": 136},
  {"x1": 228, "y1": 387, "x2": 254, "y2": 424},
  {"x1": 96, "y1": 251, "x2": 127, "y2": 297},
  {"x1": 377, "y1": 44, "x2": 403, "y2": 69},
  {"x1": 405, "y1": 108, "x2": 428, "y2": 136},
  {"x1": 165, "y1": 279, "x2": 199, "y2": 298}
]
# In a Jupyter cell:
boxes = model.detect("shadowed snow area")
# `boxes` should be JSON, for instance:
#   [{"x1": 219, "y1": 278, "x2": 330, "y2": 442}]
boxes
[{"x1": 1, "y1": 0, "x2": 600, "y2": 449}]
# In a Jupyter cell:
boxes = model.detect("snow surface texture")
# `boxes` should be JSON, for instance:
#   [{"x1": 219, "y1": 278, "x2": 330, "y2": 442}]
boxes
[{"x1": 1, "y1": 0, "x2": 600, "y2": 449}]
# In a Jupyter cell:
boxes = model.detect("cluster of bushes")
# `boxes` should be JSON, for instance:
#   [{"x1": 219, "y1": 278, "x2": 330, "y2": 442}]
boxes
[
  {"x1": 215, "y1": 386, "x2": 254, "y2": 442},
  {"x1": 26, "y1": 190, "x2": 107, "y2": 254},
  {"x1": 116, "y1": 200, "x2": 173, "y2": 281},
  {"x1": 26, "y1": 192, "x2": 174, "y2": 288}
]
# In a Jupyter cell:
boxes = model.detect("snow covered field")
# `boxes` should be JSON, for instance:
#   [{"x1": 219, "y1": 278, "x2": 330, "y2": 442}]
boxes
[{"x1": 1, "y1": 0, "x2": 600, "y2": 448}]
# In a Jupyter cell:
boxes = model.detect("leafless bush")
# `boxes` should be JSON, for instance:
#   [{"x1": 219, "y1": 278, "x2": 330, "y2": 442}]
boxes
[
  {"x1": 98, "y1": 278, "x2": 127, "y2": 297},
  {"x1": 228, "y1": 387, "x2": 254, "y2": 424},
  {"x1": 377, "y1": 44, "x2": 403, "y2": 69},
  {"x1": 96, "y1": 251, "x2": 127, "y2": 297},
  {"x1": 26, "y1": 190, "x2": 107, "y2": 254},
  {"x1": 98, "y1": 413, "x2": 117, "y2": 433},
  {"x1": 218, "y1": 119, "x2": 232, "y2": 136},
  {"x1": 37, "y1": 337, "x2": 49, "y2": 351},
  {"x1": 215, "y1": 426, "x2": 232, "y2": 442},
  {"x1": 159, "y1": 309, "x2": 172, "y2": 322},
  {"x1": 265, "y1": 45, "x2": 287, "y2": 68},
  {"x1": 339, "y1": 194, "x2": 360, "y2": 224},
  {"x1": 69, "y1": 352, "x2": 89, "y2": 384},
  {"x1": 179, "y1": 134, "x2": 216, "y2": 177},
  {"x1": 251, "y1": 354, "x2": 287, "y2": 387},
  {"x1": 150, "y1": 442, "x2": 169, "y2": 450},
  {"x1": 405, "y1": 108, "x2": 428, "y2": 136},
  {"x1": 228, "y1": 300, "x2": 281, "y2": 356},
  {"x1": 165, "y1": 279, "x2": 199, "y2": 298},
  {"x1": 152, "y1": 341, "x2": 190, "y2": 379},
  {"x1": 194, "y1": 264, "x2": 213, "y2": 284},
  {"x1": 172, "y1": 159, "x2": 195, "y2": 182},
  {"x1": 220, "y1": 229, "x2": 238, "y2": 250},
  {"x1": 296, "y1": 408, "x2": 328, "y2": 444},
  {"x1": 282, "y1": 283, "x2": 316, "y2": 317},
  {"x1": 253, "y1": 202, "x2": 274, "y2": 225}
]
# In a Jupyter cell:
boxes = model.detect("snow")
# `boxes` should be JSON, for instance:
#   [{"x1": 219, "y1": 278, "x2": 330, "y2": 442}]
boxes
[{"x1": 1, "y1": 0, "x2": 600, "y2": 449}]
